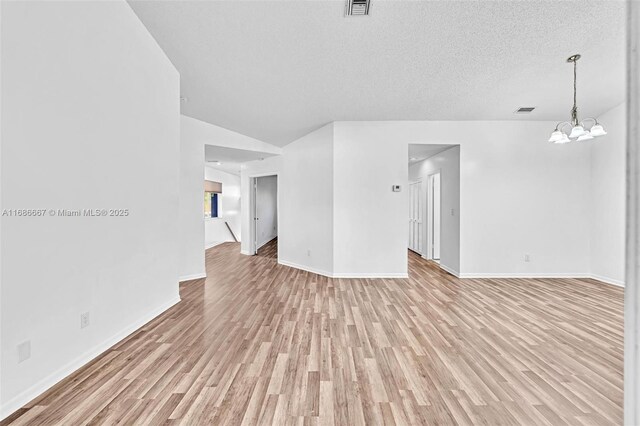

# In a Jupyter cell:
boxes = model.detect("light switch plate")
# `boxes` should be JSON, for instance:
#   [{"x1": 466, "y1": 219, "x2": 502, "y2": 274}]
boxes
[
  {"x1": 18, "y1": 341, "x2": 31, "y2": 363},
  {"x1": 81, "y1": 312, "x2": 90, "y2": 329}
]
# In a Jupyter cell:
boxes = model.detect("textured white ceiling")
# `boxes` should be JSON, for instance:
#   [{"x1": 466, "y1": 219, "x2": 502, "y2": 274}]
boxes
[{"x1": 129, "y1": 0, "x2": 626, "y2": 147}]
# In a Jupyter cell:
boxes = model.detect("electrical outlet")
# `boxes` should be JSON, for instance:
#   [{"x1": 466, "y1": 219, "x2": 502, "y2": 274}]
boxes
[
  {"x1": 80, "y1": 312, "x2": 90, "y2": 329},
  {"x1": 450, "y1": 209, "x2": 455, "y2": 216},
  {"x1": 18, "y1": 341, "x2": 31, "y2": 363},
  {"x1": 524, "y1": 254, "x2": 530, "y2": 262},
  {"x1": 307, "y1": 249, "x2": 311, "y2": 257}
]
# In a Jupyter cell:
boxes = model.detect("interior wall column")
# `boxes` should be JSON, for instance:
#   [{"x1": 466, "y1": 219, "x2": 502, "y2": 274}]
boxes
[{"x1": 626, "y1": 1, "x2": 640, "y2": 423}]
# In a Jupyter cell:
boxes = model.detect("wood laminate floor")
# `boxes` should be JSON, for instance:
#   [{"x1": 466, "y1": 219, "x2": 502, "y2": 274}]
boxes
[
  {"x1": 2, "y1": 242, "x2": 623, "y2": 425},
  {"x1": 256, "y1": 238, "x2": 277, "y2": 260}
]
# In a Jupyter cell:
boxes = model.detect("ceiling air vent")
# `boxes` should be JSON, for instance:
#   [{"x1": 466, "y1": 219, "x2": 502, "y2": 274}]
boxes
[
  {"x1": 514, "y1": 107, "x2": 536, "y2": 114},
  {"x1": 346, "y1": 0, "x2": 370, "y2": 16}
]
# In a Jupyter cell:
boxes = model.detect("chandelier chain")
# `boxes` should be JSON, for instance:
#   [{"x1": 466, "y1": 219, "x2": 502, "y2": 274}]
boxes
[
  {"x1": 548, "y1": 53, "x2": 606, "y2": 143},
  {"x1": 572, "y1": 59, "x2": 578, "y2": 125}
]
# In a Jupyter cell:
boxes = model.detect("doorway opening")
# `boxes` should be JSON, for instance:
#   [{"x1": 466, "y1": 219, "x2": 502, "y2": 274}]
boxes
[
  {"x1": 408, "y1": 143, "x2": 460, "y2": 276},
  {"x1": 251, "y1": 175, "x2": 278, "y2": 259}
]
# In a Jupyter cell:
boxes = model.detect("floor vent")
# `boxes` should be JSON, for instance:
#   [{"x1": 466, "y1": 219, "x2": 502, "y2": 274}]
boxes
[
  {"x1": 514, "y1": 107, "x2": 536, "y2": 114},
  {"x1": 346, "y1": 0, "x2": 370, "y2": 16}
]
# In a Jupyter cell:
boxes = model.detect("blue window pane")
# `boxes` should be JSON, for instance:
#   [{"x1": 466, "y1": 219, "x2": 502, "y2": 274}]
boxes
[{"x1": 212, "y1": 193, "x2": 218, "y2": 218}]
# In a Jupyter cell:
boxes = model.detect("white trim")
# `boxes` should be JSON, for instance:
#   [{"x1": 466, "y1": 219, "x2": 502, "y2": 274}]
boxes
[
  {"x1": 278, "y1": 259, "x2": 408, "y2": 279},
  {"x1": 438, "y1": 263, "x2": 460, "y2": 278},
  {"x1": 589, "y1": 274, "x2": 625, "y2": 288},
  {"x1": 425, "y1": 170, "x2": 442, "y2": 261},
  {"x1": 247, "y1": 172, "x2": 280, "y2": 257},
  {"x1": 0, "y1": 296, "x2": 181, "y2": 421},
  {"x1": 205, "y1": 241, "x2": 225, "y2": 250},
  {"x1": 408, "y1": 179, "x2": 424, "y2": 256},
  {"x1": 421, "y1": 255, "x2": 459, "y2": 277},
  {"x1": 278, "y1": 259, "x2": 334, "y2": 278},
  {"x1": 457, "y1": 272, "x2": 625, "y2": 287},
  {"x1": 251, "y1": 176, "x2": 257, "y2": 255},
  {"x1": 240, "y1": 249, "x2": 253, "y2": 256},
  {"x1": 458, "y1": 272, "x2": 590, "y2": 279},
  {"x1": 179, "y1": 272, "x2": 206, "y2": 282},
  {"x1": 627, "y1": 4, "x2": 640, "y2": 422},
  {"x1": 247, "y1": 171, "x2": 281, "y2": 179},
  {"x1": 332, "y1": 272, "x2": 409, "y2": 279},
  {"x1": 257, "y1": 236, "x2": 277, "y2": 251}
]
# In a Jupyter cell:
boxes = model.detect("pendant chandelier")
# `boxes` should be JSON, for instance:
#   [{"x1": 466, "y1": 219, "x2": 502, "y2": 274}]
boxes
[{"x1": 548, "y1": 54, "x2": 607, "y2": 144}]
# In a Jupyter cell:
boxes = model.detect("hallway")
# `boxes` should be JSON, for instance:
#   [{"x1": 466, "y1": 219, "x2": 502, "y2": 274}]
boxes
[
  {"x1": 256, "y1": 238, "x2": 277, "y2": 260},
  {"x1": 2, "y1": 244, "x2": 623, "y2": 425}
]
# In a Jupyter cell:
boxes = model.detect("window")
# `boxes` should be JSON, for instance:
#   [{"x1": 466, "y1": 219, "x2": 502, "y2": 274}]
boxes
[
  {"x1": 204, "y1": 180, "x2": 222, "y2": 219},
  {"x1": 204, "y1": 192, "x2": 219, "y2": 218}
]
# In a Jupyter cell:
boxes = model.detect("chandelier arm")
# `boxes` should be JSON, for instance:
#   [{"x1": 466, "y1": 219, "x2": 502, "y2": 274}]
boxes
[
  {"x1": 555, "y1": 121, "x2": 572, "y2": 132},
  {"x1": 581, "y1": 117, "x2": 598, "y2": 129}
]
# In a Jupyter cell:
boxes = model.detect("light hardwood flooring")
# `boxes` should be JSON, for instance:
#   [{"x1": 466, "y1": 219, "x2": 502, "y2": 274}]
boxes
[{"x1": 2, "y1": 240, "x2": 623, "y2": 425}]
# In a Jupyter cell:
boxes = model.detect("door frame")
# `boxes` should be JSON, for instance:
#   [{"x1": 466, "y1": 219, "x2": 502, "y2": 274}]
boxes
[
  {"x1": 425, "y1": 170, "x2": 441, "y2": 261},
  {"x1": 248, "y1": 172, "x2": 279, "y2": 257},
  {"x1": 408, "y1": 180, "x2": 423, "y2": 255}
]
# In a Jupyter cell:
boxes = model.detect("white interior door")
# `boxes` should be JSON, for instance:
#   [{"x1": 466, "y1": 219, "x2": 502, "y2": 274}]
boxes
[
  {"x1": 426, "y1": 172, "x2": 441, "y2": 261},
  {"x1": 432, "y1": 173, "x2": 441, "y2": 260},
  {"x1": 408, "y1": 181, "x2": 423, "y2": 254},
  {"x1": 252, "y1": 177, "x2": 258, "y2": 254}
]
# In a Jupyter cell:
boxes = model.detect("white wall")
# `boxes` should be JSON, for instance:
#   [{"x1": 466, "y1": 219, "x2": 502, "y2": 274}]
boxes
[
  {"x1": 181, "y1": 115, "x2": 282, "y2": 156},
  {"x1": 204, "y1": 167, "x2": 241, "y2": 247},
  {"x1": 333, "y1": 123, "x2": 408, "y2": 277},
  {"x1": 179, "y1": 121, "x2": 205, "y2": 281},
  {"x1": 242, "y1": 121, "x2": 596, "y2": 279},
  {"x1": 626, "y1": 7, "x2": 639, "y2": 420},
  {"x1": 279, "y1": 124, "x2": 334, "y2": 274},
  {"x1": 409, "y1": 146, "x2": 461, "y2": 275},
  {"x1": 333, "y1": 121, "x2": 591, "y2": 278},
  {"x1": 240, "y1": 156, "x2": 282, "y2": 255},
  {"x1": 590, "y1": 102, "x2": 626, "y2": 285},
  {"x1": 0, "y1": 1, "x2": 180, "y2": 418},
  {"x1": 241, "y1": 124, "x2": 334, "y2": 273},
  {"x1": 256, "y1": 175, "x2": 278, "y2": 248},
  {"x1": 180, "y1": 113, "x2": 282, "y2": 250}
]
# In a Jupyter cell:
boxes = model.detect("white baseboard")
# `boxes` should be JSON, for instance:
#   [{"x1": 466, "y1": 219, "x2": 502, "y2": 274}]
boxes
[
  {"x1": 588, "y1": 274, "x2": 625, "y2": 287},
  {"x1": 278, "y1": 259, "x2": 334, "y2": 278},
  {"x1": 458, "y1": 272, "x2": 590, "y2": 279},
  {"x1": 278, "y1": 259, "x2": 408, "y2": 279},
  {"x1": 257, "y1": 236, "x2": 277, "y2": 250},
  {"x1": 438, "y1": 263, "x2": 460, "y2": 278},
  {"x1": 457, "y1": 272, "x2": 625, "y2": 287},
  {"x1": 205, "y1": 241, "x2": 224, "y2": 249},
  {"x1": 0, "y1": 296, "x2": 181, "y2": 421},
  {"x1": 332, "y1": 272, "x2": 409, "y2": 279},
  {"x1": 240, "y1": 250, "x2": 253, "y2": 256},
  {"x1": 179, "y1": 272, "x2": 206, "y2": 282}
]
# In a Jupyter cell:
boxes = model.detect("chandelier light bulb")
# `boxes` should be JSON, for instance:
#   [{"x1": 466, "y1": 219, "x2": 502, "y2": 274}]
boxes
[
  {"x1": 590, "y1": 124, "x2": 607, "y2": 137},
  {"x1": 577, "y1": 131, "x2": 594, "y2": 142},
  {"x1": 556, "y1": 133, "x2": 571, "y2": 144},
  {"x1": 569, "y1": 125, "x2": 586, "y2": 139},
  {"x1": 548, "y1": 130, "x2": 564, "y2": 143}
]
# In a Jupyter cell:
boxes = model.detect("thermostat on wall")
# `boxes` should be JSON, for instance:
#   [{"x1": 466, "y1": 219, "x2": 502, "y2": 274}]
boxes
[{"x1": 392, "y1": 185, "x2": 401, "y2": 192}]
